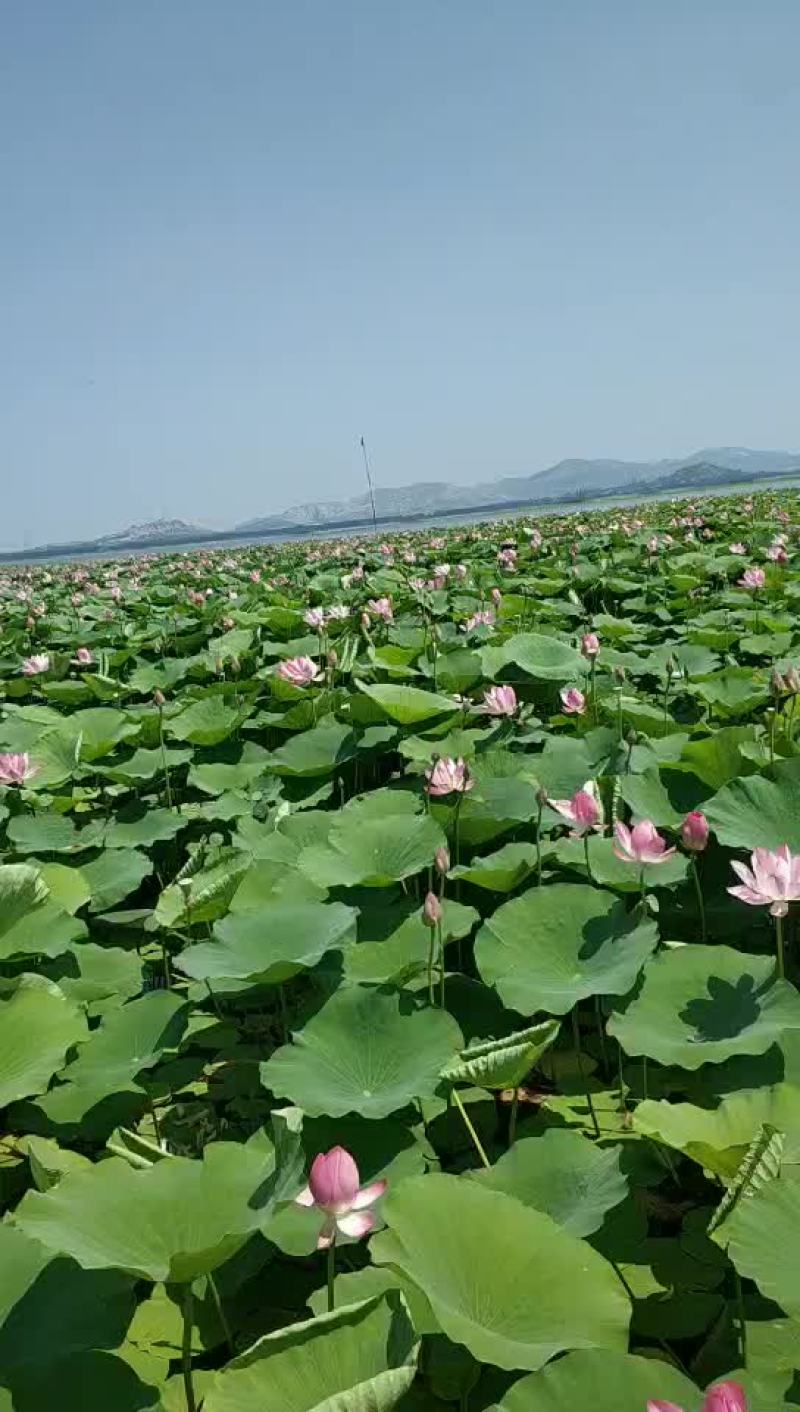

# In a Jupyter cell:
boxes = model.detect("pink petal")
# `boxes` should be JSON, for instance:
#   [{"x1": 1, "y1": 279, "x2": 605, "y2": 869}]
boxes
[
  {"x1": 648, "y1": 1403, "x2": 684, "y2": 1412},
  {"x1": 336, "y1": 1210, "x2": 376, "y2": 1239},
  {"x1": 727, "y1": 884, "x2": 768, "y2": 907},
  {"x1": 703, "y1": 1382, "x2": 747, "y2": 1412},
  {"x1": 295, "y1": 1185, "x2": 315, "y2": 1208},
  {"x1": 351, "y1": 1179, "x2": 388, "y2": 1210}
]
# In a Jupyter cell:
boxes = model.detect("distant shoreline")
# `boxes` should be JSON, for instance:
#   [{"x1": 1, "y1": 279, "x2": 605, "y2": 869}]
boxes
[{"x1": 3, "y1": 468, "x2": 799, "y2": 566}]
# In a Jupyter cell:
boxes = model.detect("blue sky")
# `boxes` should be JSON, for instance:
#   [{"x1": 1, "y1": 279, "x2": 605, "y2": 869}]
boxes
[{"x1": 2, "y1": 1, "x2": 799, "y2": 544}]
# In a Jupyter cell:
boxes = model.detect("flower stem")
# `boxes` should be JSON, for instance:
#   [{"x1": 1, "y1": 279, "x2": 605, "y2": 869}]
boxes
[
  {"x1": 451, "y1": 1086, "x2": 491, "y2": 1169},
  {"x1": 775, "y1": 912, "x2": 786, "y2": 980},
  {"x1": 571, "y1": 1008, "x2": 600, "y2": 1139},
  {"x1": 535, "y1": 797, "x2": 543, "y2": 887},
  {"x1": 326, "y1": 1235, "x2": 336, "y2": 1312},
  {"x1": 583, "y1": 832, "x2": 593, "y2": 883},
  {"x1": 208, "y1": 1272, "x2": 235, "y2": 1357},
  {"x1": 734, "y1": 1268, "x2": 747, "y2": 1368},
  {"x1": 181, "y1": 1285, "x2": 196, "y2": 1412},
  {"x1": 691, "y1": 856, "x2": 707, "y2": 944},
  {"x1": 508, "y1": 1091, "x2": 519, "y2": 1147},
  {"x1": 427, "y1": 926, "x2": 436, "y2": 1005}
]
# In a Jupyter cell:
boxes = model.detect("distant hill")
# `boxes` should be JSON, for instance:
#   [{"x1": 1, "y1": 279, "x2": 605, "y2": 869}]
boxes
[{"x1": 97, "y1": 519, "x2": 210, "y2": 546}]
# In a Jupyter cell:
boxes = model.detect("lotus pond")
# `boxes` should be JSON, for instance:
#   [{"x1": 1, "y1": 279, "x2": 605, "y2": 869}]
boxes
[{"x1": 2, "y1": 494, "x2": 800, "y2": 1412}]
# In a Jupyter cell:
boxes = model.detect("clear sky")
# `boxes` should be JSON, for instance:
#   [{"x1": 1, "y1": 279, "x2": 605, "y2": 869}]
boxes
[{"x1": 2, "y1": 1, "x2": 799, "y2": 544}]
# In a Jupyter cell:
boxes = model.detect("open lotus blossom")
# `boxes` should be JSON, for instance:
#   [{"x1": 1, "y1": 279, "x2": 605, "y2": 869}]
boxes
[
  {"x1": 296, "y1": 1146, "x2": 386, "y2": 1249},
  {"x1": 276, "y1": 655, "x2": 321, "y2": 687},
  {"x1": 367, "y1": 596, "x2": 393, "y2": 622},
  {"x1": 304, "y1": 607, "x2": 326, "y2": 630},
  {"x1": 326, "y1": 604, "x2": 349, "y2": 620},
  {"x1": 550, "y1": 781, "x2": 601, "y2": 837},
  {"x1": 560, "y1": 686, "x2": 586, "y2": 715},
  {"x1": 425, "y1": 756, "x2": 474, "y2": 796},
  {"x1": 483, "y1": 684, "x2": 517, "y2": 717},
  {"x1": 614, "y1": 819, "x2": 677, "y2": 866},
  {"x1": 681, "y1": 810, "x2": 709, "y2": 852},
  {"x1": 0, "y1": 752, "x2": 38, "y2": 786},
  {"x1": 71, "y1": 646, "x2": 93, "y2": 665},
  {"x1": 22, "y1": 653, "x2": 50, "y2": 675},
  {"x1": 729, "y1": 541, "x2": 747, "y2": 555},
  {"x1": 738, "y1": 566, "x2": 765, "y2": 590},
  {"x1": 728, "y1": 844, "x2": 800, "y2": 917},
  {"x1": 463, "y1": 609, "x2": 495, "y2": 632},
  {"x1": 648, "y1": 1379, "x2": 747, "y2": 1412},
  {"x1": 581, "y1": 632, "x2": 600, "y2": 658}
]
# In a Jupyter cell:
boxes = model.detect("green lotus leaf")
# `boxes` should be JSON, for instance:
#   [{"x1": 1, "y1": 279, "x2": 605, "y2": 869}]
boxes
[
  {"x1": 609, "y1": 945, "x2": 800, "y2": 1068},
  {"x1": 475, "y1": 883, "x2": 658, "y2": 1015},
  {"x1": 188, "y1": 744, "x2": 270, "y2": 796},
  {"x1": 101, "y1": 744, "x2": 192, "y2": 784},
  {"x1": 676, "y1": 726, "x2": 762, "y2": 790},
  {"x1": 472, "y1": 1130, "x2": 628, "y2": 1236},
  {"x1": 42, "y1": 942, "x2": 143, "y2": 1015},
  {"x1": 103, "y1": 804, "x2": 188, "y2": 848},
  {"x1": 355, "y1": 680, "x2": 459, "y2": 724},
  {"x1": 0, "y1": 862, "x2": 50, "y2": 935},
  {"x1": 6, "y1": 812, "x2": 82, "y2": 854},
  {"x1": 554, "y1": 834, "x2": 690, "y2": 892},
  {"x1": 442, "y1": 1020, "x2": 560, "y2": 1090},
  {"x1": 372, "y1": 1173, "x2": 629, "y2": 1370},
  {"x1": 343, "y1": 899, "x2": 478, "y2": 985},
  {"x1": 13, "y1": 1117, "x2": 303, "y2": 1282},
  {"x1": 167, "y1": 696, "x2": 252, "y2": 746},
  {"x1": 50, "y1": 707, "x2": 141, "y2": 761},
  {"x1": 268, "y1": 721, "x2": 357, "y2": 777},
  {"x1": 202, "y1": 1292, "x2": 418, "y2": 1412},
  {"x1": 177, "y1": 901, "x2": 358, "y2": 983},
  {"x1": 493, "y1": 1349, "x2": 699, "y2": 1412},
  {"x1": 0, "y1": 974, "x2": 89, "y2": 1107},
  {"x1": 616, "y1": 770, "x2": 684, "y2": 828},
  {"x1": 705, "y1": 765, "x2": 800, "y2": 850},
  {"x1": 299, "y1": 809, "x2": 446, "y2": 889},
  {"x1": 634, "y1": 1084, "x2": 800, "y2": 1178},
  {"x1": 449, "y1": 841, "x2": 539, "y2": 892},
  {"x1": 261, "y1": 985, "x2": 463, "y2": 1118},
  {"x1": 485, "y1": 632, "x2": 584, "y2": 681},
  {"x1": 716, "y1": 1172, "x2": 800, "y2": 1316},
  {"x1": 36, "y1": 861, "x2": 91, "y2": 914},
  {"x1": 81, "y1": 848, "x2": 153, "y2": 912},
  {"x1": 154, "y1": 846, "x2": 251, "y2": 928},
  {"x1": 59, "y1": 990, "x2": 189, "y2": 1089}
]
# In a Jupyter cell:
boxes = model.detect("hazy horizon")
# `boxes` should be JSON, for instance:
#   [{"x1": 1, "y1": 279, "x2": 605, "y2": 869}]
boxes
[{"x1": 4, "y1": 2, "x2": 800, "y2": 543}]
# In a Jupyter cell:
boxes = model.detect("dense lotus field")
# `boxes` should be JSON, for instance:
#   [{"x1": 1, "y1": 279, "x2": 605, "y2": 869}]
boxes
[{"x1": 4, "y1": 493, "x2": 800, "y2": 1412}]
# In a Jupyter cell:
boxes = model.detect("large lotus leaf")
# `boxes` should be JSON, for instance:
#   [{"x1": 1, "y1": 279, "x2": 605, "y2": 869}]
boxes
[
  {"x1": 343, "y1": 899, "x2": 479, "y2": 985},
  {"x1": 177, "y1": 901, "x2": 358, "y2": 984},
  {"x1": 0, "y1": 974, "x2": 89, "y2": 1106},
  {"x1": 634, "y1": 1084, "x2": 800, "y2": 1178},
  {"x1": 299, "y1": 810, "x2": 446, "y2": 888},
  {"x1": 0, "y1": 1222, "x2": 136, "y2": 1378},
  {"x1": 472, "y1": 1130, "x2": 628, "y2": 1237},
  {"x1": 228, "y1": 857, "x2": 326, "y2": 910},
  {"x1": 6, "y1": 812, "x2": 82, "y2": 854},
  {"x1": 59, "y1": 990, "x2": 189, "y2": 1088},
  {"x1": 267, "y1": 721, "x2": 357, "y2": 777},
  {"x1": 42, "y1": 942, "x2": 143, "y2": 1014},
  {"x1": 9, "y1": 1077, "x2": 148, "y2": 1141},
  {"x1": 103, "y1": 804, "x2": 188, "y2": 848},
  {"x1": 154, "y1": 846, "x2": 251, "y2": 928},
  {"x1": 101, "y1": 744, "x2": 192, "y2": 784},
  {"x1": 442, "y1": 1021, "x2": 560, "y2": 1090},
  {"x1": 4, "y1": 1348, "x2": 162, "y2": 1412},
  {"x1": 13, "y1": 1119, "x2": 303, "y2": 1282},
  {"x1": 17, "y1": 726, "x2": 84, "y2": 789},
  {"x1": 616, "y1": 770, "x2": 684, "y2": 828},
  {"x1": 202, "y1": 1292, "x2": 418, "y2": 1412},
  {"x1": 167, "y1": 696, "x2": 252, "y2": 745},
  {"x1": 493, "y1": 1349, "x2": 699, "y2": 1412},
  {"x1": 261, "y1": 985, "x2": 463, "y2": 1118},
  {"x1": 609, "y1": 945, "x2": 800, "y2": 1069},
  {"x1": 0, "y1": 896, "x2": 87, "y2": 961},
  {"x1": 449, "y1": 842, "x2": 538, "y2": 892},
  {"x1": 553, "y1": 834, "x2": 689, "y2": 892},
  {"x1": 475, "y1": 884, "x2": 658, "y2": 1015},
  {"x1": 372, "y1": 1174, "x2": 629, "y2": 1370},
  {"x1": 37, "y1": 861, "x2": 91, "y2": 914},
  {"x1": 81, "y1": 848, "x2": 153, "y2": 912},
  {"x1": 675, "y1": 726, "x2": 761, "y2": 790},
  {"x1": 716, "y1": 1174, "x2": 800, "y2": 1316},
  {"x1": 355, "y1": 680, "x2": 458, "y2": 725},
  {"x1": 485, "y1": 632, "x2": 584, "y2": 682},
  {"x1": 0, "y1": 863, "x2": 49, "y2": 936},
  {"x1": 306, "y1": 1266, "x2": 436, "y2": 1336},
  {"x1": 51, "y1": 707, "x2": 140, "y2": 761},
  {"x1": 705, "y1": 767, "x2": 800, "y2": 850},
  {"x1": 188, "y1": 744, "x2": 270, "y2": 796}
]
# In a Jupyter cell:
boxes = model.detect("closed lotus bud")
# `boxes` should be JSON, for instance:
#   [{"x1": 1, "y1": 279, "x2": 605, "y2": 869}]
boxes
[
  {"x1": 681, "y1": 810, "x2": 709, "y2": 853},
  {"x1": 786, "y1": 665, "x2": 800, "y2": 694},
  {"x1": 153, "y1": 689, "x2": 166, "y2": 708},
  {"x1": 327, "y1": 648, "x2": 338, "y2": 668},
  {"x1": 423, "y1": 891, "x2": 442, "y2": 927},
  {"x1": 361, "y1": 611, "x2": 370, "y2": 629},
  {"x1": 613, "y1": 665, "x2": 627, "y2": 683},
  {"x1": 771, "y1": 667, "x2": 786, "y2": 695},
  {"x1": 536, "y1": 786, "x2": 549, "y2": 807},
  {"x1": 434, "y1": 845, "x2": 450, "y2": 875}
]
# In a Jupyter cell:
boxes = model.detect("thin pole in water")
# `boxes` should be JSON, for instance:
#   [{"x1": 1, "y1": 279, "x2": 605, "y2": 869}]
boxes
[{"x1": 360, "y1": 436, "x2": 378, "y2": 533}]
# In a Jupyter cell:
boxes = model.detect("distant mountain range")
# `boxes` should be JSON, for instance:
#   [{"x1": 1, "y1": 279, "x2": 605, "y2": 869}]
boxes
[{"x1": 5, "y1": 447, "x2": 800, "y2": 560}]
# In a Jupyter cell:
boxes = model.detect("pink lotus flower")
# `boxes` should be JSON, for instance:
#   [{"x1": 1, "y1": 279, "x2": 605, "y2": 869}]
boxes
[
  {"x1": 72, "y1": 647, "x2": 93, "y2": 666},
  {"x1": 648, "y1": 1380, "x2": 746, "y2": 1412},
  {"x1": 296, "y1": 1146, "x2": 387, "y2": 1249},
  {"x1": 739, "y1": 567, "x2": 766, "y2": 590},
  {"x1": 767, "y1": 543, "x2": 788, "y2": 563},
  {"x1": 22, "y1": 654, "x2": 50, "y2": 675},
  {"x1": 0, "y1": 752, "x2": 38, "y2": 786},
  {"x1": 491, "y1": 587, "x2": 502, "y2": 606},
  {"x1": 463, "y1": 609, "x2": 494, "y2": 633},
  {"x1": 728, "y1": 844, "x2": 800, "y2": 917},
  {"x1": 276, "y1": 656, "x2": 321, "y2": 687},
  {"x1": 423, "y1": 890, "x2": 442, "y2": 926},
  {"x1": 681, "y1": 811, "x2": 709, "y2": 853},
  {"x1": 367, "y1": 597, "x2": 393, "y2": 622},
  {"x1": 304, "y1": 607, "x2": 326, "y2": 630},
  {"x1": 560, "y1": 687, "x2": 586, "y2": 715},
  {"x1": 483, "y1": 685, "x2": 517, "y2": 717},
  {"x1": 729, "y1": 542, "x2": 747, "y2": 555},
  {"x1": 581, "y1": 632, "x2": 600, "y2": 659},
  {"x1": 550, "y1": 782, "x2": 601, "y2": 837},
  {"x1": 613, "y1": 819, "x2": 677, "y2": 866},
  {"x1": 425, "y1": 756, "x2": 474, "y2": 796},
  {"x1": 435, "y1": 845, "x2": 450, "y2": 874}
]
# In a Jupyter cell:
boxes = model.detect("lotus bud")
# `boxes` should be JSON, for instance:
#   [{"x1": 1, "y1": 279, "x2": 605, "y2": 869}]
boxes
[
  {"x1": 361, "y1": 611, "x2": 371, "y2": 629},
  {"x1": 327, "y1": 649, "x2": 338, "y2": 668},
  {"x1": 423, "y1": 891, "x2": 442, "y2": 927},
  {"x1": 434, "y1": 845, "x2": 450, "y2": 875},
  {"x1": 786, "y1": 665, "x2": 800, "y2": 694},
  {"x1": 771, "y1": 667, "x2": 785, "y2": 695},
  {"x1": 613, "y1": 665, "x2": 627, "y2": 683},
  {"x1": 681, "y1": 810, "x2": 709, "y2": 853},
  {"x1": 536, "y1": 786, "x2": 549, "y2": 808},
  {"x1": 153, "y1": 689, "x2": 166, "y2": 708}
]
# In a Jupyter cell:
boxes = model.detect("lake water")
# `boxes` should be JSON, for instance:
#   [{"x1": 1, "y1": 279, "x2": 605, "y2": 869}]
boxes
[{"x1": 6, "y1": 474, "x2": 800, "y2": 565}]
